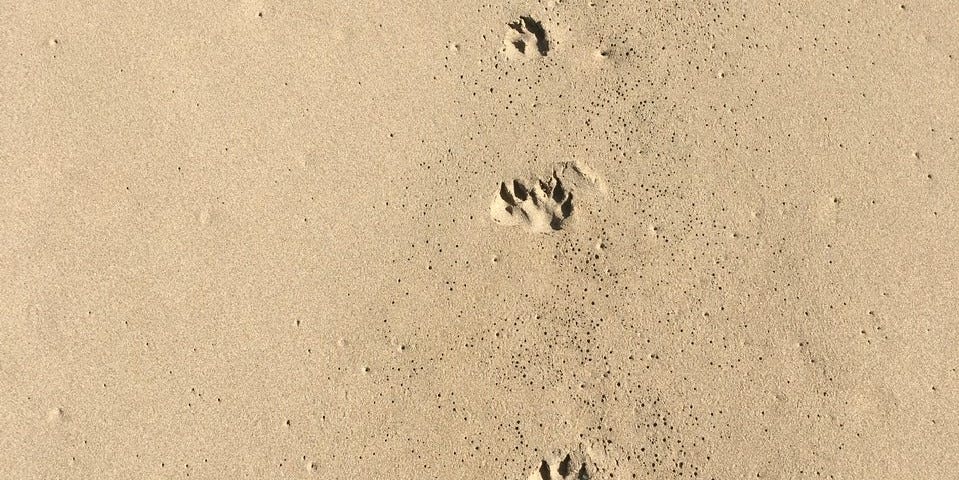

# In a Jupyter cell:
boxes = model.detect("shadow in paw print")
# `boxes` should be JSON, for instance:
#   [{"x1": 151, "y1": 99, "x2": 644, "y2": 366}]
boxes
[{"x1": 533, "y1": 453, "x2": 591, "y2": 480}]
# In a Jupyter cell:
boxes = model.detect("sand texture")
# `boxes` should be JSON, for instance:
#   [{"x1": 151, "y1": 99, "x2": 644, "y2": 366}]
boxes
[{"x1": 2, "y1": 1, "x2": 958, "y2": 478}]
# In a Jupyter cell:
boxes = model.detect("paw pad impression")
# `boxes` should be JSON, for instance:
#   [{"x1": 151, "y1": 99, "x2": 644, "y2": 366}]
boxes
[
  {"x1": 504, "y1": 16, "x2": 549, "y2": 58},
  {"x1": 490, "y1": 160, "x2": 604, "y2": 234},
  {"x1": 528, "y1": 451, "x2": 593, "y2": 480}
]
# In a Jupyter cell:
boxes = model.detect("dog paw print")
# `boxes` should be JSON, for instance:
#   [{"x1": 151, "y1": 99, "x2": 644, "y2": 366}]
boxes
[
  {"x1": 504, "y1": 16, "x2": 549, "y2": 58},
  {"x1": 528, "y1": 452, "x2": 592, "y2": 480},
  {"x1": 490, "y1": 160, "x2": 605, "y2": 233},
  {"x1": 491, "y1": 173, "x2": 573, "y2": 233}
]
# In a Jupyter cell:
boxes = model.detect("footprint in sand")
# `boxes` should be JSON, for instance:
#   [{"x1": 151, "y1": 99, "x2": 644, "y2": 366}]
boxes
[
  {"x1": 504, "y1": 16, "x2": 549, "y2": 59},
  {"x1": 490, "y1": 160, "x2": 604, "y2": 233}
]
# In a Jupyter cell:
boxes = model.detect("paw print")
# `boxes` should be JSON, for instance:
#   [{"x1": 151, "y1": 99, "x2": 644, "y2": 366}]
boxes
[
  {"x1": 529, "y1": 452, "x2": 592, "y2": 480},
  {"x1": 490, "y1": 173, "x2": 574, "y2": 233},
  {"x1": 490, "y1": 160, "x2": 604, "y2": 233},
  {"x1": 504, "y1": 16, "x2": 549, "y2": 58}
]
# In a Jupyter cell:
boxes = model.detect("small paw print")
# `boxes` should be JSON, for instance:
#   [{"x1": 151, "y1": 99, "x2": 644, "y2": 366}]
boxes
[
  {"x1": 504, "y1": 16, "x2": 549, "y2": 58},
  {"x1": 491, "y1": 174, "x2": 573, "y2": 233},
  {"x1": 489, "y1": 160, "x2": 604, "y2": 233}
]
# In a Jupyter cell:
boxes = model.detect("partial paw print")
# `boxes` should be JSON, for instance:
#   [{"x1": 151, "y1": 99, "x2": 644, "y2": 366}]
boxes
[
  {"x1": 490, "y1": 160, "x2": 605, "y2": 234},
  {"x1": 491, "y1": 173, "x2": 573, "y2": 233},
  {"x1": 528, "y1": 451, "x2": 592, "y2": 480},
  {"x1": 504, "y1": 16, "x2": 549, "y2": 59}
]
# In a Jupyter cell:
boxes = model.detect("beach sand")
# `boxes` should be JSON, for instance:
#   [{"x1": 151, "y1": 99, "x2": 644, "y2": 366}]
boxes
[{"x1": 2, "y1": 1, "x2": 958, "y2": 478}]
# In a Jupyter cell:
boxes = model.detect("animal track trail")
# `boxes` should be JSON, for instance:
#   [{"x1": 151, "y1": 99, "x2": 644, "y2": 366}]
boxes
[
  {"x1": 504, "y1": 16, "x2": 549, "y2": 59},
  {"x1": 490, "y1": 160, "x2": 605, "y2": 233},
  {"x1": 529, "y1": 451, "x2": 593, "y2": 480}
]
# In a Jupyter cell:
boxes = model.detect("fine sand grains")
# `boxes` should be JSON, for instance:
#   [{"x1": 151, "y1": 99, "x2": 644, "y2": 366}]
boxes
[{"x1": 2, "y1": 1, "x2": 958, "y2": 479}]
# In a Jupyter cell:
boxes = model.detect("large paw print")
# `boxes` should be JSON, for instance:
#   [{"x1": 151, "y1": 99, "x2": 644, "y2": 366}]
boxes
[
  {"x1": 529, "y1": 452, "x2": 592, "y2": 480},
  {"x1": 491, "y1": 173, "x2": 574, "y2": 233}
]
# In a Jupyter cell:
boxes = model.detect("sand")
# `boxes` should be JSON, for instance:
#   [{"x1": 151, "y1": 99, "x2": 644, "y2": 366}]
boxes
[{"x1": 2, "y1": 1, "x2": 958, "y2": 478}]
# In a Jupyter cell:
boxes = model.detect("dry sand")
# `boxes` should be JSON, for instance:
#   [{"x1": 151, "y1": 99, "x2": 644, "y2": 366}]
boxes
[{"x1": 2, "y1": 1, "x2": 958, "y2": 478}]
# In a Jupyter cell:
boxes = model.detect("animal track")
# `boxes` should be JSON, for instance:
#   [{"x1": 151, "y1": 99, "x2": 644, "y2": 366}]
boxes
[
  {"x1": 492, "y1": 174, "x2": 573, "y2": 233},
  {"x1": 504, "y1": 16, "x2": 549, "y2": 58},
  {"x1": 490, "y1": 160, "x2": 604, "y2": 233},
  {"x1": 528, "y1": 451, "x2": 592, "y2": 480}
]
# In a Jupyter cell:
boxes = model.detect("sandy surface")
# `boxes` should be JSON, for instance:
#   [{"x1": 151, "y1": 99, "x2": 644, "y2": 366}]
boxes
[{"x1": 3, "y1": 1, "x2": 958, "y2": 478}]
